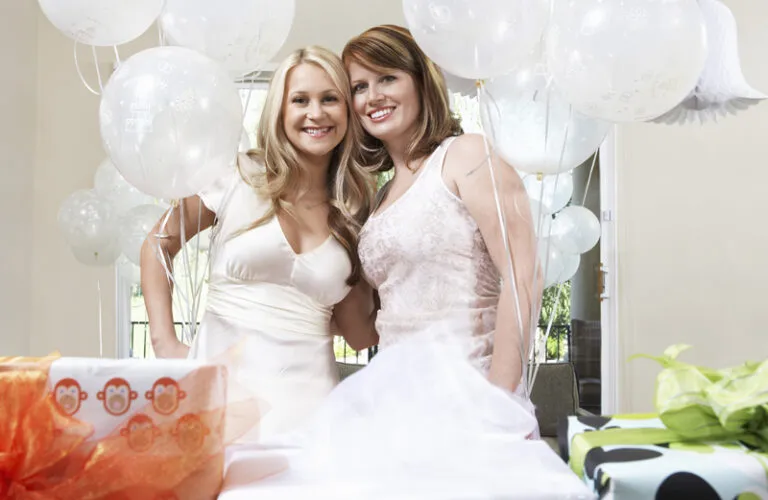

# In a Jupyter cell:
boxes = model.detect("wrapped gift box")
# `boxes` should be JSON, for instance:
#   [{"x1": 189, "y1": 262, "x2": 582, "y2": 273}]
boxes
[
  {"x1": 558, "y1": 414, "x2": 768, "y2": 499},
  {"x1": 48, "y1": 357, "x2": 228, "y2": 441},
  {"x1": 0, "y1": 356, "x2": 243, "y2": 499}
]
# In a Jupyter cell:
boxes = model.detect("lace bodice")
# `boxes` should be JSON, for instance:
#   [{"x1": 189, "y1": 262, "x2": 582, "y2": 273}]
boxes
[{"x1": 359, "y1": 137, "x2": 501, "y2": 369}]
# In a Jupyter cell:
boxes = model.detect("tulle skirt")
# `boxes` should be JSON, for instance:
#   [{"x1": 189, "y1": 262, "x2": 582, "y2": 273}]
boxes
[{"x1": 219, "y1": 336, "x2": 594, "y2": 499}]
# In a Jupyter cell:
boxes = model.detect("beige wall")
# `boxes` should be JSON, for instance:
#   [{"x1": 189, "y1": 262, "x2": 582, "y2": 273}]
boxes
[
  {"x1": 615, "y1": 0, "x2": 768, "y2": 412},
  {"x1": 0, "y1": 2, "x2": 37, "y2": 355},
  {"x1": 278, "y1": 0, "x2": 405, "y2": 57},
  {"x1": 31, "y1": 17, "x2": 119, "y2": 357}
]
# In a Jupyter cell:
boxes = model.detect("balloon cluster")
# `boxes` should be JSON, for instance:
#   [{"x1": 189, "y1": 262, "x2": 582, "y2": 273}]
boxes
[
  {"x1": 403, "y1": 0, "x2": 713, "y2": 289},
  {"x1": 57, "y1": 159, "x2": 167, "y2": 270},
  {"x1": 41, "y1": 1, "x2": 296, "y2": 270}
]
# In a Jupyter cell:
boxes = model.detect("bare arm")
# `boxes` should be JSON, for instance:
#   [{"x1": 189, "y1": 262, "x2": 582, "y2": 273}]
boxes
[
  {"x1": 332, "y1": 281, "x2": 379, "y2": 352},
  {"x1": 447, "y1": 134, "x2": 540, "y2": 392},
  {"x1": 140, "y1": 196, "x2": 216, "y2": 358}
]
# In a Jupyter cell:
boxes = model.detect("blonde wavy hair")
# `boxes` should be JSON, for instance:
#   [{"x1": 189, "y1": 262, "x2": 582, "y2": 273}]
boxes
[{"x1": 238, "y1": 46, "x2": 375, "y2": 285}]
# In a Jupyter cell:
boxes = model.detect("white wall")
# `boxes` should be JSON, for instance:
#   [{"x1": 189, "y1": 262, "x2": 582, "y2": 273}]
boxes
[
  {"x1": 615, "y1": 0, "x2": 768, "y2": 412},
  {"x1": 277, "y1": 0, "x2": 405, "y2": 57},
  {"x1": 0, "y1": 2, "x2": 37, "y2": 356},
  {"x1": 30, "y1": 16, "x2": 119, "y2": 357}
]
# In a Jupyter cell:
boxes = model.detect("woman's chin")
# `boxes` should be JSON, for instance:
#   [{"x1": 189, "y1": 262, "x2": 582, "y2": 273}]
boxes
[
  {"x1": 363, "y1": 121, "x2": 407, "y2": 144},
  {"x1": 296, "y1": 144, "x2": 338, "y2": 161}
]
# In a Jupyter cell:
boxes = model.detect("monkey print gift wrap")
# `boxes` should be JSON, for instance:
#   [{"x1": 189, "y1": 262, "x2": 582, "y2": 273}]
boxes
[{"x1": 48, "y1": 357, "x2": 227, "y2": 443}]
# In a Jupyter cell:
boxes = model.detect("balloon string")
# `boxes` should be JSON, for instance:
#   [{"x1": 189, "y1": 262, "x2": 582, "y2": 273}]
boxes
[
  {"x1": 153, "y1": 205, "x2": 194, "y2": 328},
  {"x1": 190, "y1": 198, "x2": 209, "y2": 341},
  {"x1": 157, "y1": 21, "x2": 166, "y2": 46},
  {"x1": 479, "y1": 79, "x2": 569, "y2": 392},
  {"x1": 530, "y1": 109, "x2": 573, "y2": 391},
  {"x1": 242, "y1": 79, "x2": 256, "y2": 122},
  {"x1": 476, "y1": 82, "x2": 529, "y2": 398},
  {"x1": 581, "y1": 151, "x2": 599, "y2": 206},
  {"x1": 91, "y1": 44, "x2": 104, "y2": 92},
  {"x1": 112, "y1": 45, "x2": 122, "y2": 67},
  {"x1": 178, "y1": 201, "x2": 198, "y2": 344},
  {"x1": 73, "y1": 41, "x2": 100, "y2": 96},
  {"x1": 97, "y1": 278, "x2": 104, "y2": 358}
]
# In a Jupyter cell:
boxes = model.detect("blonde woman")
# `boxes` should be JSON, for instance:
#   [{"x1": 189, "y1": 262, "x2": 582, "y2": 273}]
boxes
[{"x1": 140, "y1": 46, "x2": 378, "y2": 440}]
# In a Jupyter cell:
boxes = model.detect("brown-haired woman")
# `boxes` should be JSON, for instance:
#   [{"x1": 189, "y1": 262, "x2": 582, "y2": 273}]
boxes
[{"x1": 344, "y1": 24, "x2": 538, "y2": 395}]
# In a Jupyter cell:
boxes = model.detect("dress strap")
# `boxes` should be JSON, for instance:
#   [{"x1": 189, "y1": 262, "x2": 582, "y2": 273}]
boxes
[
  {"x1": 422, "y1": 135, "x2": 460, "y2": 181},
  {"x1": 429, "y1": 136, "x2": 459, "y2": 175}
]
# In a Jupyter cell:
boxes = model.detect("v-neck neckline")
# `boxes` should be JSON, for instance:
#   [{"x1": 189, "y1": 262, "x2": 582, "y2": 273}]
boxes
[
  {"x1": 273, "y1": 215, "x2": 333, "y2": 257},
  {"x1": 370, "y1": 146, "x2": 440, "y2": 220}
]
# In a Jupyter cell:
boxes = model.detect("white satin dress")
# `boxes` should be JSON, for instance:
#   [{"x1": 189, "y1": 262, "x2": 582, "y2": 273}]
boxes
[{"x1": 188, "y1": 153, "x2": 352, "y2": 441}]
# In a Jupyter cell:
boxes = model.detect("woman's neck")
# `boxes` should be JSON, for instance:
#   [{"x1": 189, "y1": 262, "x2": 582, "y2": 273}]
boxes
[
  {"x1": 385, "y1": 140, "x2": 425, "y2": 176},
  {"x1": 383, "y1": 126, "x2": 428, "y2": 174},
  {"x1": 289, "y1": 152, "x2": 331, "y2": 205}
]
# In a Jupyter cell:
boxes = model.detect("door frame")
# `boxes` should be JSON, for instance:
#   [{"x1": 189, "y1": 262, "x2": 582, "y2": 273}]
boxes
[{"x1": 599, "y1": 128, "x2": 621, "y2": 414}]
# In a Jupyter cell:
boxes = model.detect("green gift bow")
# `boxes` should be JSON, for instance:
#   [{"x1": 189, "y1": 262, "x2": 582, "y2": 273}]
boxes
[
  {"x1": 632, "y1": 344, "x2": 768, "y2": 450},
  {"x1": 569, "y1": 345, "x2": 768, "y2": 479}
]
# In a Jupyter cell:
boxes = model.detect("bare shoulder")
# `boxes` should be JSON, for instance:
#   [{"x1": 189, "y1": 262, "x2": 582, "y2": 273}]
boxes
[
  {"x1": 450, "y1": 133, "x2": 487, "y2": 152},
  {"x1": 444, "y1": 134, "x2": 488, "y2": 171},
  {"x1": 444, "y1": 133, "x2": 515, "y2": 182}
]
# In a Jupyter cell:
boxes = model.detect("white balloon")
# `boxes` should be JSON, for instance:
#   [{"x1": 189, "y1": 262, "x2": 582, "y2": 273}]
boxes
[
  {"x1": 93, "y1": 158, "x2": 155, "y2": 215},
  {"x1": 524, "y1": 173, "x2": 574, "y2": 215},
  {"x1": 443, "y1": 70, "x2": 477, "y2": 97},
  {"x1": 118, "y1": 204, "x2": 168, "y2": 265},
  {"x1": 558, "y1": 252, "x2": 581, "y2": 284},
  {"x1": 160, "y1": 0, "x2": 296, "y2": 77},
  {"x1": 58, "y1": 189, "x2": 118, "y2": 250},
  {"x1": 117, "y1": 256, "x2": 142, "y2": 284},
  {"x1": 38, "y1": 0, "x2": 163, "y2": 46},
  {"x1": 529, "y1": 201, "x2": 552, "y2": 237},
  {"x1": 547, "y1": 0, "x2": 707, "y2": 122},
  {"x1": 402, "y1": 0, "x2": 549, "y2": 79},
  {"x1": 481, "y1": 55, "x2": 611, "y2": 174},
  {"x1": 550, "y1": 206, "x2": 601, "y2": 255},
  {"x1": 71, "y1": 242, "x2": 121, "y2": 267},
  {"x1": 538, "y1": 237, "x2": 580, "y2": 287},
  {"x1": 100, "y1": 46, "x2": 243, "y2": 200},
  {"x1": 537, "y1": 238, "x2": 565, "y2": 289}
]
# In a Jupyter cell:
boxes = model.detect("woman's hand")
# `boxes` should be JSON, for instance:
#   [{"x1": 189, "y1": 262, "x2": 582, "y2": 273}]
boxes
[{"x1": 152, "y1": 334, "x2": 190, "y2": 359}]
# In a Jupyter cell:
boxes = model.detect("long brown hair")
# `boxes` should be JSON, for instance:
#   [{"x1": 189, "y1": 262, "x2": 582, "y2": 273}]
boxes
[
  {"x1": 342, "y1": 25, "x2": 463, "y2": 172},
  {"x1": 240, "y1": 46, "x2": 375, "y2": 285}
]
